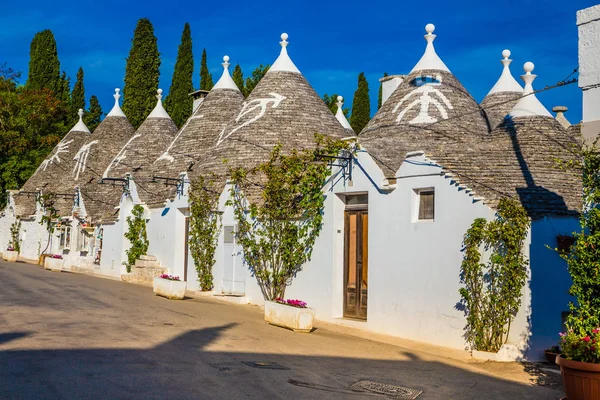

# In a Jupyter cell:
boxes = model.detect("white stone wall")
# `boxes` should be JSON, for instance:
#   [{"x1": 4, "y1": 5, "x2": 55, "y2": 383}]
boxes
[{"x1": 578, "y1": 4, "x2": 600, "y2": 140}]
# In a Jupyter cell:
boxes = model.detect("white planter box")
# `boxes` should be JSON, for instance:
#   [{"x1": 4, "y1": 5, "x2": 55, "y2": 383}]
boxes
[
  {"x1": 44, "y1": 257, "x2": 64, "y2": 272},
  {"x1": 2, "y1": 251, "x2": 18, "y2": 262},
  {"x1": 153, "y1": 277, "x2": 187, "y2": 300},
  {"x1": 264, "y1": 301, "x2": 315, "y2": 333}
]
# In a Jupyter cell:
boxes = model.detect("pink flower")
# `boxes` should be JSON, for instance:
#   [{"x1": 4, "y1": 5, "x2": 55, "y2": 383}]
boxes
[
  {"x1": 593, "y1": 328, "x2": 600, "y2": 334},
  {"x1": 583, "y1": 336, "x2": 591, "y2": 342}
]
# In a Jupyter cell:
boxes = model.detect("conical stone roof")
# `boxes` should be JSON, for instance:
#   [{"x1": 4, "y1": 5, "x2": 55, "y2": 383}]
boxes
[
  {"x1": 437, "y1": 116, "x2": 581, "y2": 219},
  {"x1": 90, "y1": 89, "x2": 178, "y2": 217},
  {"x1": 197, "y1": 34, "x2": 346, "y2": 183},
  {"x1": 359, "y1": 25, "x2": 489, "y2": 177},
  {"x1": 17, "y1": 110, "x2": 92, "y2": 217},
  {"x1": 75, "y1": 89, "x2": 136, "y2": 223},
  {"x1": 481, "y1": 50, "x2": 523, "y2": 129},
  {"x1": 360, "y1": 68, "x2": 490, "y2": 176}
]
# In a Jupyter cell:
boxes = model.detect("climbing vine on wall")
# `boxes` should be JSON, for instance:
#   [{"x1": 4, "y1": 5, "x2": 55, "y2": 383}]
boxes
[
  {"x1": 38, "y1": 193, "x2": 59, "y2": 257},
  {"x1": 188, "y1": 174, "x2": 222, "y2": 291},
  {"x1": 8, "y1": 220, "x2": 21, "y2": 252},
  {"x1": 458, "y1": 198, "x2": 530, "y2": 353},
  {"x1": 228, "y1": 134, "x2": 350, "y2": 301},
  {"x1": 123, "y1": 204, "x2": 149, "y2": 273}
]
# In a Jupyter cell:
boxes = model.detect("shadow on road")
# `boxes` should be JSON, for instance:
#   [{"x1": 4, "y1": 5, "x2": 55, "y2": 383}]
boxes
[{"x1": 0, "y1": 324, "x2": 563, "y2": 400}]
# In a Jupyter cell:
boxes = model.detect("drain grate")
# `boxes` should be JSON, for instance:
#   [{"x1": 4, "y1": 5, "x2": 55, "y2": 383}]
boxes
[
  {"x1": 350, "y1": 380, "x2": 422, "y2": 399},
  {"x1": 242, "y1": 361, "x2": 289, "y2": 370}
]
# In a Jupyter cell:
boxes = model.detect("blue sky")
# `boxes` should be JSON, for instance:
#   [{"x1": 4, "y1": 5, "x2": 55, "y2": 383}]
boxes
[{"x1": 1, "y1": 0, "x2": 596, "y2": 123}]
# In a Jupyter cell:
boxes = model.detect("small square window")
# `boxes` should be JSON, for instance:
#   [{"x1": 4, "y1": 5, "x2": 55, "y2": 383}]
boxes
[{"x1": 418, "y1": 190, "x2": 435, "y2": 221}]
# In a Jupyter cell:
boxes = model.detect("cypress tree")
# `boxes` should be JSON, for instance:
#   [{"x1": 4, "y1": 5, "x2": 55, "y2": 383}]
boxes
[
  {"x1": 243, "y1": 65, "x2": 269, "y2": 97},
  {"x1": 26, "y1": 29, "x2": 61, "y2": 93},
  {"x1": 57, "y1": 71, "x2": 71, "y2": 104},
  {"x1": 122, "y1": 18, "x2": 161, "y2": 129},
  {"x1": 199, "y1": 48, "x2": 213, "y2": 91},
  {"x1": 350, "y1": 72, "x2": 370, "y2": 134},
  {"x1": 85, "y1": 95, "x2": 103, "y2": 132},
  {"x1": 378, "y1": 72, "x2": 388, "y2": 110},
  {"x1": 232, "y1": 64, "x2": 244, "y2": 93},
  {"x1": 165, "y1": 22, "x2": 194, "y2": 128},
  {"x1": 71, "y1": 67, "x2": 85, "y2": 118}
]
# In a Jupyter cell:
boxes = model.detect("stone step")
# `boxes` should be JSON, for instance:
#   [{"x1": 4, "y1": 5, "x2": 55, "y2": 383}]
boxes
[
  {"x1": 134, "y1": 259, "x2": 161, "y2": 268},
  {"x1": 139, "y1": 255, "x2": 157, "y2": 262}
]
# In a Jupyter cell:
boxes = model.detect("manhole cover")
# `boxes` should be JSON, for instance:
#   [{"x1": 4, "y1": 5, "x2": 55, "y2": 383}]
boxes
[
  {"x1": 350, "y1": 380, "x2": 422, "y2": 399},
  {"x1": 242, "y1": 361, "x2": 289, "y2": 370}
]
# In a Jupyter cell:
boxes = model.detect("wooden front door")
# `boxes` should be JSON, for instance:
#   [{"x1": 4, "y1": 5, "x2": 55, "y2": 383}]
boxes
[{"x1": 344, "y1": 210, "x2": 368, "y2": 319}]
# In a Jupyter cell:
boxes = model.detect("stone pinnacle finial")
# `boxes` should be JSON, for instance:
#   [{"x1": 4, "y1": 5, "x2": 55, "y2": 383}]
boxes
[
  {"x1": 502, "y1": 49, "x2": 511, "y2": 60},
  {"x1": 425, "y1": 23, "x2": 436, "y2": 43},
  {"x1": 78, "y1": 108, "x2": 84, "y2": 119},
  {"x1": 280, "y1": 33, "x2": 289, "y2": 48},
  {"x1": 222, "y1": 55, "x2": 230, "y2": 69},
  {"x1": 336, "y1": 95, "x2": 344, "y2": 108},
  {"x1": 524, "y1": 62, "x2": 535, "y2": 75},
  {"x1": 410, "y1": 23, "x2": 449, "y2": 73},
  {"x1": 114, "y1": 88, "x2": 121, "y2": 101},
  {"x1": 107, "y1": 88, "x2": 126, "y2": 117},
  {"x1": 156, "y1": 88, "x2": 163, "y2": 100}
]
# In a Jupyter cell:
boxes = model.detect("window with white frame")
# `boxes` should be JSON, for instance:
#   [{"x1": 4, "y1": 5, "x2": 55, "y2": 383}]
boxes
[
  {"x1": 59, "y1": 226, "x2": 72, "y2": 250},
  {"x1": 415, "y1": 188, "x2": 435, "y2": 221},
  {"x1": 78, "y1": 230, "x2": 92, "y2": 252}
]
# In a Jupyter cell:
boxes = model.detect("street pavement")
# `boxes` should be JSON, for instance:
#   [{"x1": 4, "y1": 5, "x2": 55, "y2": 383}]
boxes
[{"x1": 0, "y1": 260, "x2": 562, "y2": 399}]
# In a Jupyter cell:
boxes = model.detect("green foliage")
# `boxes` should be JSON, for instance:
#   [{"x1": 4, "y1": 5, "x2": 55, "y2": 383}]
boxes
[
  {"x1": 378, "y1": 72, "x2": 388, "y2": 110},
  {"x1": 9, "y1": 220, "x2": 21, "y2": 253},
  {"x1": 70, "y1": 67, "x2": 85, "y2": 123},
  {"x1": 165, "y1": 23, "x2": 194, "y2": 128},
  {"x1": 322, "y1": 94, "x2": 350, "y2": 118},
  {"x1": 26, "y1": 29, "x2": 61, "y2": 94},
  {"x1": 232, "y1": 64, "x2": 244, "y2": 93},
  {"x1": 350, "y1": 72, "x2": 371, "y2": 133},
  {"x1": 458, "y1": 198, "x2": 530, "y2": 352},
  {"x1": 228, "y1": 135, "x2": 350, "y2": 300},
  {"x1": 122, "y1": 18, "x2": 161, "y2": 129},
  {"x1": 123, "y1": 205, "x2": 149, "y2": 273},
  {"x1": 188, "y1": 175, "x2": 222, "y2": 291},
  {"x1": 243, "y1": 65, "x2": 270, "y2": 98},
  {"x1": 57, "y1": 71, "x2": 71, "y2": 104},
  {"x1": 0, "y1": 65, "x2": 69, "y2": 207},
  {"x1": 561, "y1": 140, "x2": 600, "y2": 343},
  {"x1": 84, "y1": 95, "x2": 103, "y2": 132},
  {"x1": 199, "y1": 48, "x2": 213, "y2": 91},
  {"x1": 560, "y1": 329, "x2": 600, "y2": 363},
  {"x1": 38, "y1": 193, "x2": 60, "y2": 255}
]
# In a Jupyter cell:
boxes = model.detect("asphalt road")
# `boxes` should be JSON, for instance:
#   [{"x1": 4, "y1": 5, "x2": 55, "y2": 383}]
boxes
[{"x1": 0, "y1": 260, "x2": 562, "y2": 399}]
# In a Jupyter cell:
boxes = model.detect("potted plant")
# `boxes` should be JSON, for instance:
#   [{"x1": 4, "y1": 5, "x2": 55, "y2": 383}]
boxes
[
  {"x1": 544, "y1": 345, "x2": 561, "y2": 365},
  {"x1": 555, "y1": 141, "x2": 600, "y2": 399},
  {"x1": 44, "y1": 254, "x2": 64, "y2": 272},
  {"x1": 153, "y1": 274, "x2": 187, "y2": 300},
  {"x1": 557, "y1": 329, "x2": 600, "y2": 399},
  {"x1": 3, "y1": 245, "x2": 18, "y2": 262},
  {"x1": 264, "y1": 298, "x2": 315, "y2": 332}
]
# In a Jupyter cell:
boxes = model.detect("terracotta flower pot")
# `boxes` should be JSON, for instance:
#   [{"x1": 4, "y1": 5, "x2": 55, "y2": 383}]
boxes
[
  {"x1": 545, "y1": 351, "x2": 560, "y2": 365},
  {"x1": 557, "y1": 355, "x2": 600, "y2": 400}
]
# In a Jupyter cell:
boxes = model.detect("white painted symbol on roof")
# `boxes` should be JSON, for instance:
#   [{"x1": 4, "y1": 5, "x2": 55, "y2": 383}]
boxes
[
  {"x1": 38, "y1": 139, "x2": 74, "y2": 172},
  {"x1": 103, "y1": 134, "x2": 142, "y2": 178},
  {"x1": 72, "y1": 140, "x2": 99, "y2": 180},
  {"x1": 216, "y1": 92, "x2": 285, "y2": 146},
  {"x1": 156, "y1": 115, "x2": 204, "y2": 164},
  {"x1": 393, "y1": 75, "x2": 453, "y2": 124}
]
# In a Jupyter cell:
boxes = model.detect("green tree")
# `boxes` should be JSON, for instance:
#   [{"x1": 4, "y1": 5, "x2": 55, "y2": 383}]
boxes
[
  {"x1": 0, "y1": 64, "x2": 68, "y2": 206},
  {"x1": 26, "y1": 29, "x2": 61, "y2": 94},
  {"x1": 71, "y1": 67, "x2": 85, "y2": 120},
  {"x1": 232, "y1": 64, "x2": 244, "y2": 93},
  {"x1": 85, "y1": 95, "x2": 103, "y2": 132},
  {"x1": 322, "y1": 94, "x2": 350, "y2": 118},
  {"x1": 122, "y1": 18, "x2": 161, "y2": 129},
  {"x1": 199, "y1": 48, "x2": 213, "y2": 91},
  {"x1": 228, "y1": 135, "x2": 349, "y2": 300},
  {"x1": 57, "y1": 71, "x2": 70, "y2": 103},
  {"x1": 378, "y1": 72, "x2": 388, "y2": 109},
  {"x1": 243, "y1": 65, "x2": 270, "y2": 98},
  {"x1": 165, "y1": 23, "x2": 194, "y2": 128},
  {"x1": 350, "y1": 72, "x2": 370, "y2": 133}
]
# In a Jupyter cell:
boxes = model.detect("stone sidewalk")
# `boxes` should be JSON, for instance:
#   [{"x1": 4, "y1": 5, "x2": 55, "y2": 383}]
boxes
[{"x1": 0, "y1": 260, "x2": 563, "y2": 399}]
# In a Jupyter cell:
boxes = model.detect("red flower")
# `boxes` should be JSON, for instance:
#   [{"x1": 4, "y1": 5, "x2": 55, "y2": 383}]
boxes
[
  {"x1": 583, "y1": 336, "x2": 591, "y2": 342},
  {"x1": 593, "y1": 328, "x2": 600, "y2": 334}
]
